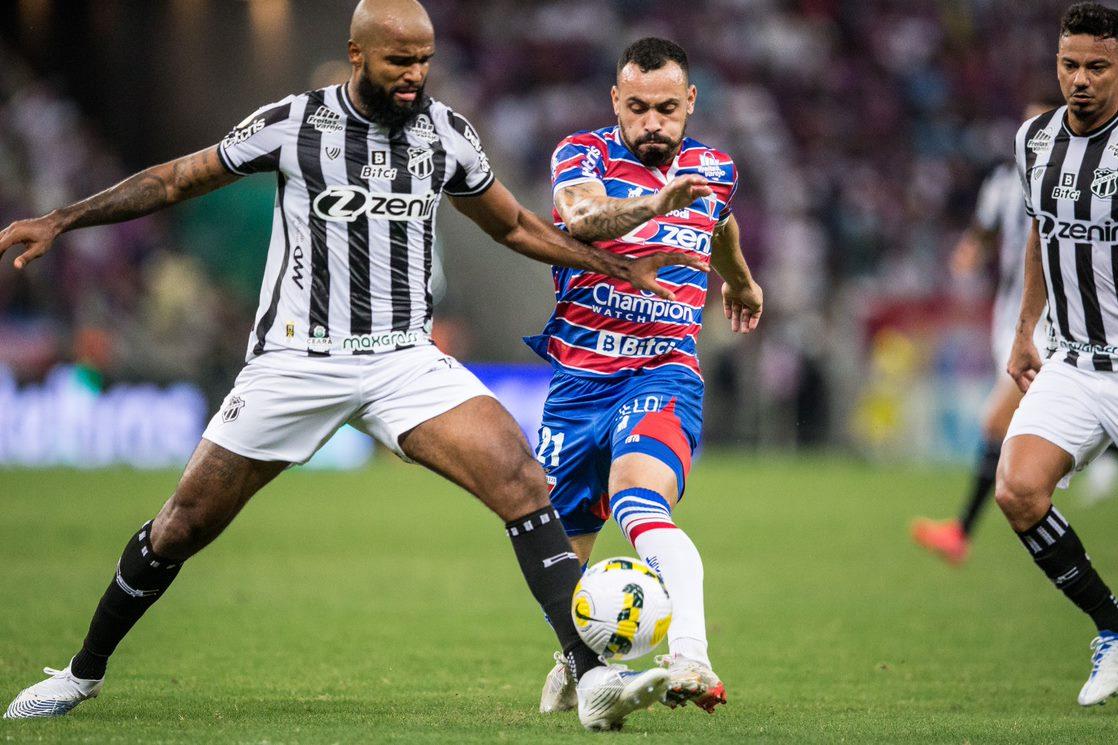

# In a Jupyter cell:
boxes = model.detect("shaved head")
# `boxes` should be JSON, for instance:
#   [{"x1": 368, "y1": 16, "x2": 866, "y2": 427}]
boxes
[
  {"x1": 350, "y1": 0, "x2": 433, "y2": 48},
  {"x1": 346, "y1": 0, "x2": 435, "y2": 127}
]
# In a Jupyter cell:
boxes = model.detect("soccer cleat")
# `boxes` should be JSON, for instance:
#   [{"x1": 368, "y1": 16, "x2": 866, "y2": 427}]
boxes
[
  {"x1": 656, "y1": 653, "x2": 727, "y2": 713},
  {"x1": 576, "y1": 663, "x2": 669, "y2": 731},
  {"x1": 540, "y1": 651, "x2": 577, "y2": 714},
  {"x1": 4, "y1": 663, "x2": 103, "y2": 719},
  {"x1": 911, "y1": 518, "x2": 970, "y2": 565},
  {"x1": 1078, "y1": 632, "x2": 1118, "y2": 706}
]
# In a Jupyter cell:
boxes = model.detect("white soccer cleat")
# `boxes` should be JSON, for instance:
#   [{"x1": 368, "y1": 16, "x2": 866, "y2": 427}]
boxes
[
  {"x1": 576, "y1": 663, "x2": 669, "y2": 731},
  {"x1": 657, "y1": 653, "x2": 727, "y2": 713},
  {"x1": 540, "y1": 651, "x2": 577, "y2": 714},
  {"x1": 1078, "y1": 633, "x2": 1118, "y2": 706},
  {"x1": 4, "y1": 663, "x2": 103, "y2": 719}
]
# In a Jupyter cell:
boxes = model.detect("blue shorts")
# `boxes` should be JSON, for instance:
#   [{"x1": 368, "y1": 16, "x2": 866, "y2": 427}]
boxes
[{"x1": 535, "y1": 370, "x2": 703, "y2": 536}]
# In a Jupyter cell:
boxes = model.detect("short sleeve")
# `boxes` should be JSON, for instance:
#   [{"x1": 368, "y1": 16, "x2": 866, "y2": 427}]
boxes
[
  {"x1": 442, "y1": 110, "x2": 495, "y2": 197},
  {"x1": 216, "y1": 97, "x2": 295, "y2": 176},
  {"x1": 1014, "y1": 119, "x2": 1036, "y2": 217},
  {"x1": 717, "y1": 163, "x2": 738, "y2": 225},
  {"x1": 551, "y1": 134, "x2": 607, "y2": 193}
]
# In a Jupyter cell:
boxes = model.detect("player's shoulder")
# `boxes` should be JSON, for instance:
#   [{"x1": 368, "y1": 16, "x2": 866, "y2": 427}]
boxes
[
  {"x1": 554, "y1": 126, "x2": 616, "y2": 152},
  {"x1": 678, "y1": 137, "x2": 736, "y2": 184},
  {"x1": 1016, "y1": 105, "x2": 1065, "y2": 143},
  {"x1": 425, "y1": 98, "x2": 486, "y2": 147}
]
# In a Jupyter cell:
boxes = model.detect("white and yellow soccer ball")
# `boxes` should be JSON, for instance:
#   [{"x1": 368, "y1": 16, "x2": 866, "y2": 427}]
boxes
[{"x1": 571, "y1": 556, "x2": 672, "y2": 660}]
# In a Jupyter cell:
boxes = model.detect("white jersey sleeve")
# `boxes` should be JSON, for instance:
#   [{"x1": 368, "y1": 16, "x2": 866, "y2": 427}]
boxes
[
  {"x1": 1014, "y1": 117, "x2": 1037, "y2": 217},
  {"x1": 216, "y1": 95, "x2": 298, "y2": 176},
  {"x1": 438, "y1": 108, "x2": 495, "y2": 197}
]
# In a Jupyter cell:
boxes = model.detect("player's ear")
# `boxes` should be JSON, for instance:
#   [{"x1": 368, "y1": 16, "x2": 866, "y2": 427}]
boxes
[
  {"x1": 687, "y1": 84, "x2": 696, "y2": 115},
  {"x1": 611, "y1": 85, "x2": 620, "y2": 116},
  {"x1": 347, "y1": 40, "x2": 363, "y2": 67}
]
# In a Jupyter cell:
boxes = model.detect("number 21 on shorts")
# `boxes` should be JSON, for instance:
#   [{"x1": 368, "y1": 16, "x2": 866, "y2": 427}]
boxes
[{"x1": 536, "y1": 426, "x2": 565, "y2": 468}]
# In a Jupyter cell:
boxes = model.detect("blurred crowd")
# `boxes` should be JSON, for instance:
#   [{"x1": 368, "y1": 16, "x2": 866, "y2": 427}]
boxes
[{"x1": 0, "y1": 0, "x2": 1078, "y2": 447}]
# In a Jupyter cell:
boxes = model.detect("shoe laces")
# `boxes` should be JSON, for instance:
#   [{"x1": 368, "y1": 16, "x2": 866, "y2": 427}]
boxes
[
  {"x1": 42, "y1": 667, "x2": 68, "y2": 678},
  {"x1": 1090, "y1": 635, "x2": 1118, "y2": 667}
]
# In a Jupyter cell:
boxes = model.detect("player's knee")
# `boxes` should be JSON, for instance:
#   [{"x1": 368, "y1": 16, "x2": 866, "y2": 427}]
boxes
[
  {"x1": 994, "y1": 464, "x2": 1048, "y2": 529},
  {"x1": 494, "y1": 455, "x2": 550, "y2": 518}
]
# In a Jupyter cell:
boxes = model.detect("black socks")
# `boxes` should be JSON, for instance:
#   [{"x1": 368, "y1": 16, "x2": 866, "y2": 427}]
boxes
[
  {"x1": 1017, "y1": 506, "x2": 1118, "y2": 633},
  {"x1": 70, "y1": 521, "x2": 183, "y2": 680},
  {"x1": 506, "y1": 506, "x2": 600, "y2": 680},
  {"x1": 960, "y1": 439, "x2": 1001, "y2": 536}
]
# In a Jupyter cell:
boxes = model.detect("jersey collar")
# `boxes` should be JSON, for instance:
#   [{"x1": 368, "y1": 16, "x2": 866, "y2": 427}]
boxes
[{"x1": 1062, "y1": 106, "x2": 1118, "y2": 140}]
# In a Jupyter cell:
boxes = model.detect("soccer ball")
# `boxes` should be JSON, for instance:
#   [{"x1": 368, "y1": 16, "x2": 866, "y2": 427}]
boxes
[{"x1": 571, "y1": 556, "x2": 672, "y2": 660}]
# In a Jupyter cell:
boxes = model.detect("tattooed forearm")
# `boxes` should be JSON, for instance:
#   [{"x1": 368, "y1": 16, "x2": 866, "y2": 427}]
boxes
[
  {"x1": 56, "y1": 147, "x2": 238, "y2": 232},
  {"x1": 556, "y1": 183, "x2": 662, "y2": 242}
]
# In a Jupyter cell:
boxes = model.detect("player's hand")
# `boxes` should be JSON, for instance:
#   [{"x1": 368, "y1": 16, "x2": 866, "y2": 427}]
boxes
[
  {"x1": 0, "y1": 215, "x2": 62, "y2": 270},
  {"x1": 1006, "y1": 337, "x2": 1042, "y2": 393},
  {"x1": 628, "y1": 253, "x2": 709, "y2": 301},
  {"x1": 723, "y1": 279, "x2": 763, "y2": 333},
  {"x1": 655, "y1": 175, "x2": 713, "y2": 216}
]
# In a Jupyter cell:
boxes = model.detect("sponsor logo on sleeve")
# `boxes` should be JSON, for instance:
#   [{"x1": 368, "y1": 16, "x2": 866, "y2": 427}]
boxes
[
  {"x1": 221, "y1": 117, "x2": 265, "y2": 149},
  {"x1": 697, "y1": 151, "x2": 726, "y2": 179}
]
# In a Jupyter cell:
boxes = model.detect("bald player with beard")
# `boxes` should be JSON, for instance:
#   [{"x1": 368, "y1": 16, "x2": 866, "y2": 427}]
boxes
[{"x1": 2, "y1": 0, "x2": 695, "y2": 730}]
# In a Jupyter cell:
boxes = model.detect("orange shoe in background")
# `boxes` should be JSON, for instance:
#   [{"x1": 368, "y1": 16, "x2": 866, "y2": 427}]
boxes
[{"x1": 911, "y1": 518, "x2": 970, "y2": 565}]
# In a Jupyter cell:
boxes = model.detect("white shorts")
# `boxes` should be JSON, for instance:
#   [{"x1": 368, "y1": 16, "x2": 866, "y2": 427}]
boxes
[
  {"x1": 202, "y1": 345, "x2": 495, "y2": 464},
  {"x1": 1004, "y1": 359, "x2": 1118, "y2": 488}
]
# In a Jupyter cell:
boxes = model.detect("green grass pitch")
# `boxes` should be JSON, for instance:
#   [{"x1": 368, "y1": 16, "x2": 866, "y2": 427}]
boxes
[{"x1": 2, "y1": 453, "x2": 1118, "y2": 743}]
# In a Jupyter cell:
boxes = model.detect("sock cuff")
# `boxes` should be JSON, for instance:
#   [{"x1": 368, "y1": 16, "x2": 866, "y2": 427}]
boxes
[
  {"x1": 505, "y1": 506, "x2": 560, "y2": 537},
  {"x1": 134, "y1": 520, "x2": 180, "y2": 570},
  {"x1": 1017, "y1": 506, "x2": 1070, "y2": 556},
  {"x1": 610, "y1": 488, "x2": 676, "y2": 544}
]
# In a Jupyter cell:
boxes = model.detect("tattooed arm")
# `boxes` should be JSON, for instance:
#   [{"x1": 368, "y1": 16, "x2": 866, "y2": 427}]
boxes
[
  {"x1": 0, "y1": 146, "x2": 239, "y2": 269},
  {"x1": 554, "y1": 174, "x2": 713, "y2": 243},
  {"x1": 451, "y1": 179, "x2": 707, "y2": 301}
]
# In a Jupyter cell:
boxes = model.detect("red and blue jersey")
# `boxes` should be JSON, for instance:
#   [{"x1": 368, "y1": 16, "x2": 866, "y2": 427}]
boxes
[{"x1": 524, "y1": 125, "x2": 737, "y2": 381}]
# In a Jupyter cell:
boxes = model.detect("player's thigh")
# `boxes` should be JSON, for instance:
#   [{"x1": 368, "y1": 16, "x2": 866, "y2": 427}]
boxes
[
  {"x1": 397, "y1": 395, "x2": 547, "y2": 520},
  {"x1": 998, "y1": 362, "x2": 1108, "y2": 528},
  {"x1": 152, "y1": 439, "x2": 288, "y2": 560},
  {"x1": 536, "y1": 380, "x2": 613, "y2": 539},
  {"x1": 608, "y1": 380, "x2": 702, "y2": 503}
]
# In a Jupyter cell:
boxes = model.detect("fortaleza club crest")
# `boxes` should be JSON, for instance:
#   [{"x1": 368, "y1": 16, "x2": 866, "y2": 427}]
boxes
[
  {"x1": 407, "y1": 146, "x2": 434, "y2": 179},
  {"x1": 1093, "y1": 167, "x2": 1118, "y2": 198}
]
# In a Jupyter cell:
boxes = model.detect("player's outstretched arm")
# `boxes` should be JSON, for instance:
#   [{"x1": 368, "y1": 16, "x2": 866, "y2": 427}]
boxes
[
  {"x1": 710, "y1": 215, "x2": 762, "y2": 334},
  {"x1": 450, "y1": 179, "x2": 707, "y2": 301},
  {"x1": 0, "y1": 147, "x2": 238, "y2": 270},
  {"x1": 1007, "y1": 219, "x2": 1045, "y2": 392},
  {"x1": 555, "y1": 175, "x2": 713, "y2": 243}
]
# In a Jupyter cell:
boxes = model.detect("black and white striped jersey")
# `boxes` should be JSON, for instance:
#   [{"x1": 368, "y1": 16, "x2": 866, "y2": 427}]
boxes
[
  {"x1": 975, "y1": 162, "x2": 1038, "y2": 344},
  {"x1": 216, "y1": 84, "x2": 494, "y2": 359},
  {"x1": 1015, "y1": 105, "x2": 1118, "y2": 371}
]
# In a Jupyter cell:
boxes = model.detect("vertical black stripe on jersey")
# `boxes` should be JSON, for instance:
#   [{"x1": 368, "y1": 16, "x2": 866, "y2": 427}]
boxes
[
  {"x1": 297, "y1": 89, "x2": 331, "y2": 354},
  {"x1": 388, "y1": 128, "x2": 413, "y2": 331},
  {"x1": 1040, "y1": 130, "x2": 1076, "y2": 355},
  {"x1": 1073, "y1": 134, "x2": 1112, "y2": 370},
  {"x1": 344, "y1": 115, "x2": 373, "y2": 337},
  {"x1": 253, "y1": 171, "x2": 292, "y2": 356},
  {"x1": 1075, "y1": 242, "x2": 1112, "y2": 370},
  {"x1": 423, "y1": 144, "x2": 447, "y2": 327}
]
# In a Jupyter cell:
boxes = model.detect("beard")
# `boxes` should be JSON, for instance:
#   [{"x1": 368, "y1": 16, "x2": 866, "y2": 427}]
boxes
[
  {"x1": 354, "y1": 67, "x2": 427, "y2": 129},
  {"x1": 621, "y1": 128, "x2": 682, "y2": 168}
]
